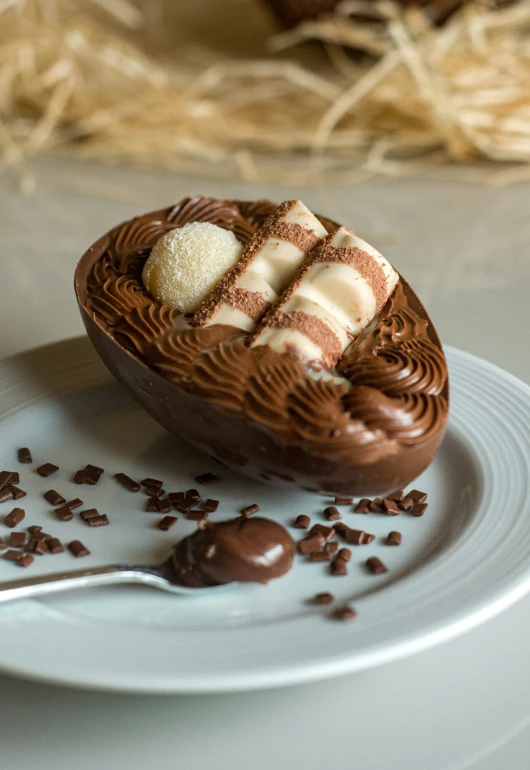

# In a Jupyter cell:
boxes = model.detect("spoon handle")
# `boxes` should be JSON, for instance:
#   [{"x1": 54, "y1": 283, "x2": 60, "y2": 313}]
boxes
[{"x1": 0, "y1": 564, "x2": 162, "y2": 603}]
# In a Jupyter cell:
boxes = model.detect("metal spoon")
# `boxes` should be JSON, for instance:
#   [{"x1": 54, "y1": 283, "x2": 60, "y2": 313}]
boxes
[{"x1": 0, "y1": 558, "x2": 226, "y2": 603}]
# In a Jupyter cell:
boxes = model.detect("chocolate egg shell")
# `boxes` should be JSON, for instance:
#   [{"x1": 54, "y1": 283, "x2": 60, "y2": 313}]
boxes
[{"x1": 75, "y1": 197, "x2": 448, "y2": 496}]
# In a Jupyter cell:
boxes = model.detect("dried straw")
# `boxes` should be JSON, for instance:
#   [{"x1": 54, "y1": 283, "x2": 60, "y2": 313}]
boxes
[{"x1": 1, "y1": 0, "x2": 530, "y2": 185}]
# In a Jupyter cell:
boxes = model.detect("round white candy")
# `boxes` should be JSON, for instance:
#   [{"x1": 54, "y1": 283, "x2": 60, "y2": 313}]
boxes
[{"x1": 142, "y1": 222, "x2": 243, "y2": 313}]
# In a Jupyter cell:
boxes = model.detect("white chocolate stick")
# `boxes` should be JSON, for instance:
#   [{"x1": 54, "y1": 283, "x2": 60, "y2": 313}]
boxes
[
  {"x1": 193, "y1": 200, "x2": 328, "y2": 330},
  {"x1": 252, "y1": 227, "x2": 399, "y2": 367}
]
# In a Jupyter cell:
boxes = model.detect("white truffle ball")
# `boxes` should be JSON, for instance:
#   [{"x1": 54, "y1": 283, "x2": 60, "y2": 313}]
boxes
[{"x1": 142, "y1": 222, "x2": 244, "y2": 313}]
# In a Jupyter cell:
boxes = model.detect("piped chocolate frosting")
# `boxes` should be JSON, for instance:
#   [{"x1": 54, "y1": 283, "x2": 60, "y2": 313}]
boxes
[{"x1": 76, "y1": 196, "x2": 449, "y2": 495}]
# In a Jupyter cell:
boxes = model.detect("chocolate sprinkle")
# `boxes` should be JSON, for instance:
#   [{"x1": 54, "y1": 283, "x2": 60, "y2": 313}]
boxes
[
  {"x1": 18, "y1": 554, "x2": 34, "y2": 568},
  {"x1": 382, "y1": 498, "x2": 400, "y2": 516},
  {"x1": 314, "y1": 592, "x2": 334, "y2": 605},
  {"x1": 142, "y1": 477, "x2": 163, "y2": 488},
  {"x1": 18, "y1": 448, "x2": 32, "y2": 464},
  {"x1": 114, "y1": 473, "x2": 141, "y2": 492},
  {"x1": 68, "y1": 540, "x2": 90, "y2": 558},
  {"x1": 195, "y1": 472, "x2": 219, "y2": 485},
  {"x1": 299, "y1": 532, "x2": 325, "y2": 554},
  {"x1": 44, "y1": 490, "x2": 66, "y2": 506},
  {"x1": 4, "y1": 549, "x2": 23, "y2": 562},
  {"x1": 6, "y1": 484, "x2": 26, "y2": 500},
  {"x1": 55, "y1": 506, "x2": 74, "y2": 522},
  {"x1": 410, "y1": 502, "x2": 428, "y2": 516},
  {"x1": 330, "y1": 559, "x2": 348, "y2": 576},
  {"x1": 64, "y1": 498, "x2": 83, "y2": 510},
  {"x1": 366, "y1": 556, "x2": 388, "y2": 574},
  {"x1": 37, "y1": 463, "x2": 59, "y2": 478},
  {"x1": 203, "y1": 498, "x2": 219, "y2": 512},
  {"x1": 0, "y1": 538, "x2": 6, "y2": 550},
  {"x1": 354, "y1": 498, "x2": 372, "y2": 513},
  {"x1": 144, "y1": 486, "x2": 165, "y2": 498},
  {"x1": 309, "y1": 524, "x2": 335, "y2": 541},
  {"x1": 398, "y1": 495, "x2": 414, "y2": 511},
  {"x1": 241, "y1": 504, "x2": 259, "y2": 517},
  {"x1": 369, "y1": 497, "x2": 385, "y2": 513},
  {"x1": 323, "y1": 506, "x2": 341, "y2": 521},
  {"x1": 72, "y1": 469, "x2": 88, "y2": 485},
  {"x1": 334, "y1": 497, "x2": 354, "y2": 505},
  {"x1": 309, "y1": 550, "x2": 332, "y2": 562},
  {"x1": 0, "y1": 488, "x2": 13, "y2": 504},
  {"x1": 146, "y1": 498, "x2": 158, "y2": 512},
  {"x1": 9, "y1": 532, "x2": 26, "y2": 548},
  {"x1": 388, "y1": 489, "x2": 404, "y2": 502},
  {"x1": 0, "y1": 471, "x2": 14, "y2": 489},
  {"x1": 293, "y1": 514, "x2": 310, "y2": 529},
  {"x1": 80, "y1": 508, "x2": 99, "y2": 521},
  {"x1": 408, "y1": 489, "x2": 428, "y2": 504},
  {"x1": 48, "y1": 538, "x2": 64, "y2": 554},
  {"x1": 332, "y1": 605, "x2": 357, "y2": 621},
  {"x1": 157, "y1": 497, "x2": 173, "y2": 514},
  {"x1": 386, "y1": 531, "x2": 402, "y2": 545},
  {"x1": 158, "y1": 515, "x2": 178, "y2": 531},
  {"x1": 86, "y1": 514, "x2": 109, "y2": 527},
  {"x1": 5, "y1": 508, "x2": 25, "y2": 528},
  {"x1": 337, "y1": 547, "x2": 352, "y2": 562}
]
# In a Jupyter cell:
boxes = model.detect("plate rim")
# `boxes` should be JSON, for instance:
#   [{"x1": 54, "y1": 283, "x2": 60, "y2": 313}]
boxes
[{"x1": 0, "y1": 339, "x2": 529, "y2": 694}]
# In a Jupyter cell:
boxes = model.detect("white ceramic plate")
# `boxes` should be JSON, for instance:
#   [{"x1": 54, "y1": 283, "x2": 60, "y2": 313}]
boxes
[{"x1": 0, "y1": 338, "x2": 529, "y2": 694}]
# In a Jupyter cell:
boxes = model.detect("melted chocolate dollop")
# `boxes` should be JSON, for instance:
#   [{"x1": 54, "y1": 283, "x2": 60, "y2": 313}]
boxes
[{"x1": 171, "y1": 517, "x2": 296, "y2": 587}]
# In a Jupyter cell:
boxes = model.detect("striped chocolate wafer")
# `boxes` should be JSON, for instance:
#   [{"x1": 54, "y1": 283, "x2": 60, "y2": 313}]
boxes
[
  {"x1": 252, "y1": 227, "x2": 399, "y2": 366},
  {"x1": 192, "y1": 200, "x2": 328, "y2": 331}
]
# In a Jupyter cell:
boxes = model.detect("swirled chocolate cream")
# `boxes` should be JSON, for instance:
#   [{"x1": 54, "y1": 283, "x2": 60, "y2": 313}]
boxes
[{"x1": 75, "y1": 196, "x2": 449, "y2": 496}]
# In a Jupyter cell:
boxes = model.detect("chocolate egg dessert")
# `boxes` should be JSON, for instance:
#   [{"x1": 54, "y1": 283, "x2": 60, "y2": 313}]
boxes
[{"x1": 75, "y1": 196, "x2": 448, "y2": 496}]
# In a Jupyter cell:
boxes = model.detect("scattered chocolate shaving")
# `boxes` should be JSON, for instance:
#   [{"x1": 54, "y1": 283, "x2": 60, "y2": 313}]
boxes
[
  {"x1": 410, "y1": 502, "x2": 428, "y2": 516},
  {"x1": 144, "y1": 486, "x2": 165, "y2": 498},
  {"x1": 293, "y1": 514, "x2": 310, "y2": 529},
  {"x1": 366, "y1": 556, "x2": 388, "y2": 574},
  {"x1": 334, "y1": 523, "x2": 374, "y2": 545},
  {"x1": 314, "y1": 592, "x2": 334, "y2": 605},
  {"x1": 0, "y1": 488, "x2": 13, "y2": 504},
  {"x1": 309, "y1": 550, "x2": 332, "y2": 562},
  {"x1": 0, "y1": 471, "x2": 14, "y2": 489},
  {"x1": 64, "y1": 498, "x2": 83, "y2": 510},
  {"x1": 44, "y1": 490, "x2": 66, "y2": 506},
  {"x1": 398, "y1": 495, "x2": 414, "y2": 511},
  {"x1": 80, "y1": 508, "x2": 99, "y2": 521},
  {"x1": 55, "y1": 506, "x2": 74, "y2": 522},
  {"x1": 9, "y1": 532, "x2": 26, "y2": 548},
  {"x1": 5, "y1": 508, "x2": 25, "y2": 528},
  {"x1": 157, "y1": 497, "x2": 173, "y2": 514},
  {"x1": 334, "y1": 497, "x2": 353, "y2": 505},
  {"x1": 114, "y1": 473, "x2": 141, "y2": 492},
  {"x1": 241, "y1": 504, "x2": 259, "y2": 517},
  {"x1": 309, "y1": 523, "x2": 335, "y2": 541},
  {"x1": 87, "y1": 514, "x2": 109, "y2": 527},
  {"x1": 408, "y1": 489, "x2": 428, "y2": 504},
  {"x1": 330, "y1": 558, "x2": 348, "y2": 576},
  {"x1": 386, "y1": 531, "x2": 402, "y2": 545},
  {"x1": 37, "y1": 463, "x2": 59, "y2": 478},
  {"x1": 18, "y1": 448, "x2": 32, "y2": 464},
  {"x1": 299, "y1": 532, "x2": 325, "y2": 554},
  {"x1": 48, "y1": 538, "x2": 64, "y2": 554},
  {"x1": 68, "y1": 540, "x2": 90, "y2": 558},
  {"x1": 332, "y1": 605, "x2": 357, "y2": 621},
  {"x1": 323, "y1": 506, "x2": 341, "y2": 521},
  {"x1": 158, "y1": 515, "x2": 178, "y2": 531},
  {"x1": 142, "y1": 477, "x2": 163, "y2": 488},
  {"x1": 4, "y1": 549, "x2": 23, "y2": 562},
  {"x1": 195, "y1": 472, "x2": 219, "y2": 485},
  {"x1": 72, "y1": 469, "x2": 88, "y2": 484},
  {"x1": 203, "y1": 499, "x2": 219, "y2": 512},
  {"x1": 6, "y1": 484, "x2": 26, "y2": 500},
  {"x1": 382, "y1": 498, "x2": 400, "y2": 516}
]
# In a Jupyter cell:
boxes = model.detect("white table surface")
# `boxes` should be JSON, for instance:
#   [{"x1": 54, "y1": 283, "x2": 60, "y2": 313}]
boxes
[{"x1": 1, "y1": 158, "x2": 529, "y2": 769}]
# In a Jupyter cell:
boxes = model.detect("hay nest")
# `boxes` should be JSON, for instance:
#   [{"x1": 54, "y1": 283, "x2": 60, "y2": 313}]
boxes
[{"x1": 1, "y1": 0, "x2": 530, "y2": 186}]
